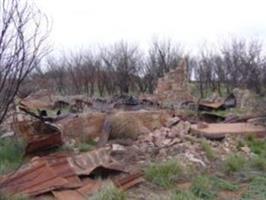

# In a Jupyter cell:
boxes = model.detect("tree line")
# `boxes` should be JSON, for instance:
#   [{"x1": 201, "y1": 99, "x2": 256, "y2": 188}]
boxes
[{"x1": 26, "y1": 38, "x2": 266, "y2": 98}]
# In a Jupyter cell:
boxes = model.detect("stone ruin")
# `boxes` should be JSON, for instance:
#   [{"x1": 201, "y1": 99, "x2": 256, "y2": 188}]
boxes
[{"x1": 154, "y1": 59, "x2": 194, "y2": 104}]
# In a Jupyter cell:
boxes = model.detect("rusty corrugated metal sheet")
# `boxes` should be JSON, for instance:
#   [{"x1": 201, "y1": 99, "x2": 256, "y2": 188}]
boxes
[
  {"x1": 0, "y1": 161, "x2": 69, "y2": 196},
  {"x1": 199, "y1": 100, "x2": 224, "y2": 110},
  {"x1": 114, "y1": 171, "x2": 144, "y2": 191},
  {"x1": 42, "y1": 156, "x2": 82, "y2": 189},
  {"x1": 0, "y1": 148, "x2": 126, "y2": 198},
  {"x1": 68, "y1": 148, "x2": 126, "y2": 176}
]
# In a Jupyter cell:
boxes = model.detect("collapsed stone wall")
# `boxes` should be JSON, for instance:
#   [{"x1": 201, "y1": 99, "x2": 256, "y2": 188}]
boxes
[{"x1": 154, "y1": 59, "x2": 194, "y2": 104}]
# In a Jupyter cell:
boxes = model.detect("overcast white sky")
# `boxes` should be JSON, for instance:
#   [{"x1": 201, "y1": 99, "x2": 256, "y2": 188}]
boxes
[{"x1": 37, "y1": 0, "x2": 266, "y2": 54}]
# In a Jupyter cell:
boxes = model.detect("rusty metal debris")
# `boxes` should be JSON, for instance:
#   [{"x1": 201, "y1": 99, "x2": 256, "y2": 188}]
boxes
[
  {"x1": 0, "y1": 147, "x2": 126, "y2": 198},
  {"x1": 114, "y1": 171, "x2": 144, "y2": 191},
  {"x1": 191, "y1": 122, "x2": 266, "y2": 139},
  {"x1": 199, "y1": 93, "x2": 236, "y2": 111},
  {"x1": 12, "y1": 120, "x2": 63, "y2": 154}
]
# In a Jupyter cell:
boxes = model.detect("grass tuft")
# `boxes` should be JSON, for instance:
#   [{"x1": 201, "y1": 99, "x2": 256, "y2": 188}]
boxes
[
  {"x1": 191, "y1": 176, "x2": 216, "y2": 200},
  {"x1": 200, "y1": 140, "x2": 216, "y2": 160},
  {"x1": 144, "y1": 160, "x2": 183, "y2": 188},
  {"x1": 245, "y1": 136, "x2": 266, "y2": 157},
  {"x1": 90, "y1": 184, "x2": 126, "y2": 200},
  {"x1": 223, "y1": 154, "x2": 246, "y2": 174},
  {"x1": 211, "y1": 176, "x2": 239, "y2": 191},
  {"x1": 250, "y1": 156, "x2": 266, "y2": 171},
  {"x1": 0, "y1": 193, "x2": 29, "y2": 200},
  {"x1": 241, "y1": 176, "x2": 266, "y2": 200},
  {"x1": 171, "y1": 190, "x2": 202, "y2": 200},
  {"x1": 0, "y1": 138, "x2": 25, "y2": 175}
]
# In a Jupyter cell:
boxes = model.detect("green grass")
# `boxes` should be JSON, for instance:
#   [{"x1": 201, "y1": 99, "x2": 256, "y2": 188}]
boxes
[
  {"x1": 250, "y1": 156, "x2": 266, "y2": 171},
  {"x1": 245, "y1": 136, "x2": 266, "y2": 157},
  {"x1": 0, "y1": 138, "x2": 25, "y2": 175},
  {"x1": 90, "y1": 184, "x2": 126, "y2": 200},
  {"x1": 0, "y1": 193, "x2": 29, "y2": 200},
  {"x1": 211, "y1": 176, "x2": 239, "y2": 191},
  {"x1": 144, "y1": 160, "x2": 183, "y2": 188},
  {"x1": 191, "y1": 176, "x2": 216, "y2": 200},
  {"x1": 190, "y1": 176, "x2": 239, "y2": 200},
  {"x1": 223, "y1": 154, "x2": 247, "y2": 174},
  {"x1": 171, "y1": 190, "x2": 202, "y2": 200},
  {"x1": 77, "y1": 139, "x2": 97, "y2": 152},
  {"x1": 241, "y1": 176, "x2": 266, "y2": 200},
  {"x1": 200, "y1": 140, "x2": 216, "y2": 160}
]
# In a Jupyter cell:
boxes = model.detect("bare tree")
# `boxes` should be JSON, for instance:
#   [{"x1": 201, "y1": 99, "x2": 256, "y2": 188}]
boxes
[{"x1": 0, "y1": 0, "x2": 49, "y2": 123}]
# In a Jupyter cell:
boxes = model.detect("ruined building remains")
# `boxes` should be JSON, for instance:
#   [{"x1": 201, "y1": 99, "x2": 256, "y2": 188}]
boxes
[{"x1": 154, "y1": 59, "x2": 194, "y2": 104}]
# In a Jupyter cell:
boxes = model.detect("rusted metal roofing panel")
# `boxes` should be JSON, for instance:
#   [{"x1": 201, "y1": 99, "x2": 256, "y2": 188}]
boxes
[
  {"x1": 114, "y1": 171, "x2": 144, "y2": 191},
  {"x1": 191, "y1": 123, "x2": 266, "y2": 139},
  {"x1": 43, "y1": 157, "x2": 82, "y2": 189},
  {"x1": 0, "y1": 148, "x2": 125, "y2": 198},
  {"x1": 68, "y1": 148, "x2": 125, "y2": 176},
  {"x1": 52, "y1": 190, "x2": 85, "y2": 200},
  {"x1": 0, "y1": 161, "x2": 68, "y2": 196},
  {"x1": 199, "y1": 101, "x2": 224, "y2": 110}
]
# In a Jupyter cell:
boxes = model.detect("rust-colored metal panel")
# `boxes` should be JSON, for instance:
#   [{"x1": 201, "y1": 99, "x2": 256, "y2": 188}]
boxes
[
  {"x1": 68, "y1": 148, "x2": 126, "y2": 176},
  {"x1": 12, "y1": 120, "x2": 63, "y2": 155},
  {"x1": 44, "y1": 157, "x2": 82, "y2": 189},
  {"x1": 191, "y1": 123, "x2": 266, "y2": 139},
  {"x1": 52, "y1": 190, "x2": 85, "y2": 200},
  {"x1": 0, "y1": 161, "x2": 68, "y2": 196},
  {"x1": 114, "y1": 171, "x2": 144, "y2": 191},
  {"x1": 199, "y1": 101, "x2": 224, "y2": 110},
  {"x1": 26, "y1": 132, "x2": 63, "y2": 154}
]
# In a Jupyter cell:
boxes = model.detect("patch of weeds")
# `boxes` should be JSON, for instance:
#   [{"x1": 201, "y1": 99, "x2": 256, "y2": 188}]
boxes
[
  {"x1": 191, "y1": 176, "x2": 216, "y2": 200},
  {"x1": 0, "y1": 193, "x2": 29, "y2": 200},
  {"x1": 236, "y1": 139, "x2": 246, "y2": 151},
  {"x1": 241, "y1": 176, "x2": 266, "y2": 200},
  {"x1": 250, "y1": 156, "x2": 266, "y2": 171},
  {"x1": 144, "y1": 160, "x2": 183, "y2": 188},
  {"x1": 211, "y1": 176, "x2": 239, "y2": 191},
  {"x1": 90, "y1": 184, "x2": 126, "y2": 200},
  {"x1": 0, "y1": 138, "x2": 25, "y2": 175},
  {"x1": 200, "y1": 140, "x2": 216, "y2": 160},
  {"x1": 77, "y1": 139, "x2": 97, "y2": 152},
  {"x1": 223, "y1": 154, "x2": 246, "y2": 174},
  {"x1": 245, "y1": 136, "x2": 266, "y2": 157},
  {"x1": 171, "y1": 190, "x2": 202, "y2": 200}
]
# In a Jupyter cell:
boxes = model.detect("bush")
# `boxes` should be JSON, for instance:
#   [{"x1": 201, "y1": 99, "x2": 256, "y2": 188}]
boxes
[{"x1": 144, "y1": 160, "x2": 183, "y2": 188}]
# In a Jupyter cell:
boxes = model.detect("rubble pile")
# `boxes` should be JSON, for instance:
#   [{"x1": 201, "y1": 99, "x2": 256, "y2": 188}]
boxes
[
  {"x1": 1, "y1": 58, "x2": 266, "y2": 199},
  {"x1": 0, "y1": 147, "x2": 143, "y2": 199}
]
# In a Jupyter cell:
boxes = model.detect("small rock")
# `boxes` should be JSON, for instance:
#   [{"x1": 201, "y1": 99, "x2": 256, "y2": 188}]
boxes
[{"x1": 240, "y1": 146, "x2": 251, "y2": 154}]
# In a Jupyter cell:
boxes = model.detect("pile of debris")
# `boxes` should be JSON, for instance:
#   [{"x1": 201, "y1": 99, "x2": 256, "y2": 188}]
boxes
[{"x1": 0, "y1": 147, "x2": 144, "y2": 199}]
